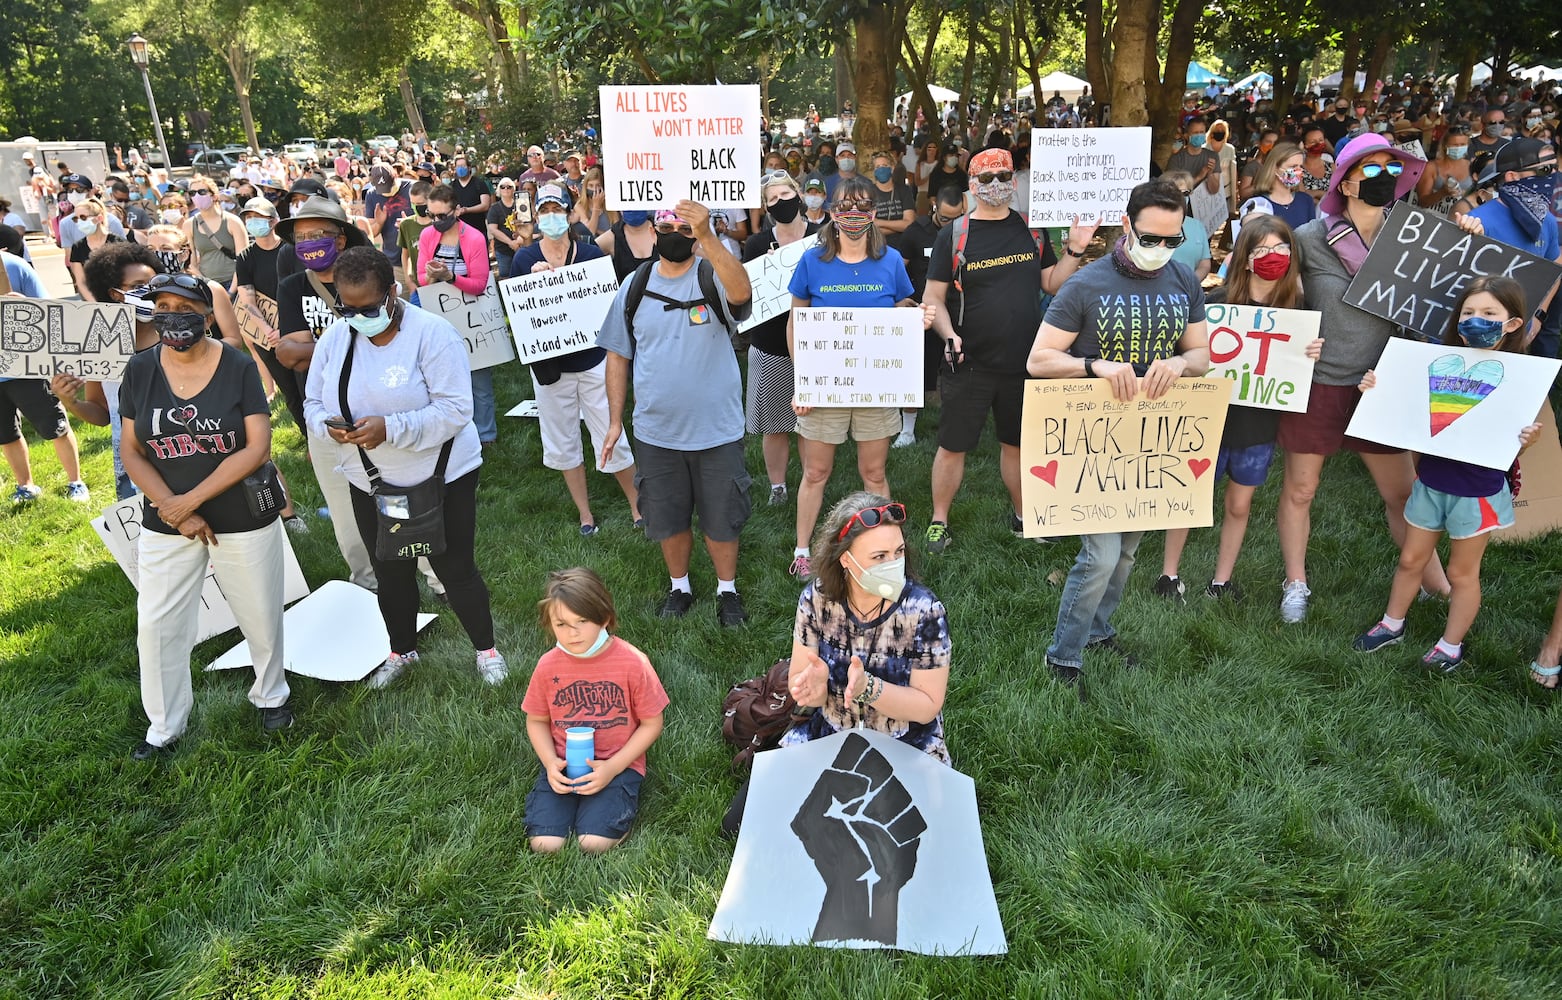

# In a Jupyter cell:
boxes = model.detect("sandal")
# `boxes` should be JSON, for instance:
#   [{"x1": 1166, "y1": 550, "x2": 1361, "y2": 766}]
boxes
[{"x1": 1530, "y1": 662, "x2": 1560, "y2": 690}]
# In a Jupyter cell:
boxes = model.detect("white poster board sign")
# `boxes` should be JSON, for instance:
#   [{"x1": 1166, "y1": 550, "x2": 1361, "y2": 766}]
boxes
[
  {"x1": 420, "y1": 278, "x2": 516, "y2": 371},
  {"x1": 791, "y1": 307, "x2": 923, "y2": 408},
  {"x1": 1029, "y1": 127, "x2": 1152, "y2": 227},
  {"x1": 738, "y1": 235, "x2": 819, "y2": 333},
  {"x1": 600, "y1": 84, "x2": 761, "y2": 209},
  {"x1": 1345, "y1": 338, "x2": 1562, "y2": 470},
  {"x1": 709, "y1": 730, "x2": 1007, "y2": 955},
  {"x1": 0, "y1": 298, "x2": 137, "y2": 381},
  {"x1": 206, "y1": 580, "x2": 435, "y2": 681},
  {"x1": 1204, "y1": 303, "x2": 1321, "y2": 412},
  {"x1": 497, "y1": 257, "x2": 618, "y2": 364},
  {"x1": 92, "y1": 495, "x2": 310, "y2": 643}
]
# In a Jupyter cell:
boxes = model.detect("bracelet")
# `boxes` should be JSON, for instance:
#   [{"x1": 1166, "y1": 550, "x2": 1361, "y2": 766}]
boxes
[{"x1": 1064, "y1": 245, "x2": 1086, "y2": 258}]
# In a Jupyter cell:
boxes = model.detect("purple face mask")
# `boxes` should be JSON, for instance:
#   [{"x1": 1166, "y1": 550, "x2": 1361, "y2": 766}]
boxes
[{"x1": 295, "y1": 236, "x2": 340, "y2": 271}]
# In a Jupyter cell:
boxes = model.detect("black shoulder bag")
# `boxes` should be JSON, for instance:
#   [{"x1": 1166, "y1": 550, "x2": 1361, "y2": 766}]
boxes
[{"x1": 338, "y1": 331, "x2": 454, "y2": 561}]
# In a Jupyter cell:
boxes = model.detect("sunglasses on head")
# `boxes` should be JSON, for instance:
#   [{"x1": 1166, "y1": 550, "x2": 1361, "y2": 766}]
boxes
[
  {"x1": 761, "y1": 169, "x2": 792, "y2": 184},
  {"x1": 1357, "y1": 161, "x2": 1404, "y2": 179},
  {"x1": 838, "y1": 502, "x2": 908, "y2": 540},
  {"x1": 974, "y1": 170, "x2": 1014, "y2": 184},
  {"x1": 1132, "y1": 229, "x2": 1187, "y2": 249}
]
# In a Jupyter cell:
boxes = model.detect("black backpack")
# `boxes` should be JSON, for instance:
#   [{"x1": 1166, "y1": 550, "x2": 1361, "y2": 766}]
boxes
[{"x1": 622, "y1": 257, "x2": 732, "y2": 341}]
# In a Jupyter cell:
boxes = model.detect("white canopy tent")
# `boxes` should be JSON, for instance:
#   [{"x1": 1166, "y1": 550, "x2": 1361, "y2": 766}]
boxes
[
  {"x1": 897, "y1": 85, "x2": 961, "y2": 107},
  {"x1": 1018, "y1": 71, "x2": 1089, "y2": 103}
]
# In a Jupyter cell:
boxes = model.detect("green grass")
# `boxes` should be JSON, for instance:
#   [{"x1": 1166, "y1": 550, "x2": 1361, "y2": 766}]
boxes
[{"x1": 2, "y1": 363, "x2": 1561, "y2": 999}]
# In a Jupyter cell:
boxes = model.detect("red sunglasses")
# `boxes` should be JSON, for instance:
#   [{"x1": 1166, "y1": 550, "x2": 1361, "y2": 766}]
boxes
[{"x1": 838, "y1": 502, "x2": 908, "y2": 540}]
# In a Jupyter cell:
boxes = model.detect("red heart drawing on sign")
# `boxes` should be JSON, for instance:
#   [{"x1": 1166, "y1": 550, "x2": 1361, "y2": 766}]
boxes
[
  {"x1": 1030, "y1": 462, "x2": 1058, "y2": 487},
  {"x1": 1188, "y1": 458, "x2": 1211, "y2": 479},
  {"x1": 167, "y1": 404, "x2": 198, "y2": 427}
]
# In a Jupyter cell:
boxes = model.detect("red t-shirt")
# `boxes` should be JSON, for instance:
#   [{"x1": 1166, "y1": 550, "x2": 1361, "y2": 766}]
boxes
[{"x1": 522, "y1": 637, "x2": 669, "y2": 775}]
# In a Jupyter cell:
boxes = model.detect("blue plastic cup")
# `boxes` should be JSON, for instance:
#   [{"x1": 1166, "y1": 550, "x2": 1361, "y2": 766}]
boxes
[{"x1": 564, "y1": 727, "x2": 595, "y2": 780}]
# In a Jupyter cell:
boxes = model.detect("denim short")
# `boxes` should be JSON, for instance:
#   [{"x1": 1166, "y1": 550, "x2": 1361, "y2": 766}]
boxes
[
  {"x1": 523, "y1": 767, "x2": 644, "y2": 840},
  {"x1": 1214, "y1": 442, "x2": 1276, "y2": 488},
  {"x1": 1404, "y1": 479, "x2": 1514, "y2": 540}
]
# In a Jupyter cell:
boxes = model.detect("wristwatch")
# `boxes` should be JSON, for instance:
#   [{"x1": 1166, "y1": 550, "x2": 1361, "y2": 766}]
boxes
[{"x1": 1083, "y1": 356, "x2": 1099, "y2": 377}]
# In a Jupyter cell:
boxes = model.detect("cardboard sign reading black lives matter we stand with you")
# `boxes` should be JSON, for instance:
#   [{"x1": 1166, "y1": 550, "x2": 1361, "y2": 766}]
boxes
[
  {"x1": 1019, "y1": 378, "x2": 1230, "y2": 537},
  {"x1": 1344, "y1": 201, "x2": 1562, "y2": 340},
  {"x1": 0, "y1": 298, "x2": 136, "y2": 381},
  {"x1": 600, "y1": 85, "x2": 760, "y2": 209}
]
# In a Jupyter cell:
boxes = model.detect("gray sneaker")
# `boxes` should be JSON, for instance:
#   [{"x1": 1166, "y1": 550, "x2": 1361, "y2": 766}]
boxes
[
  {"x1": 476, "y1": 648, "x2": 509, "y2": 685},
  {"x1": 768, "y1": 484, "x2": 788, "y2": 506},
  {"x1": 1280, "y1": 580, "x2": 1311, "y2": 624},
  {"x1": 368, "y1": 650, "x2": 419, "y2": 689}
]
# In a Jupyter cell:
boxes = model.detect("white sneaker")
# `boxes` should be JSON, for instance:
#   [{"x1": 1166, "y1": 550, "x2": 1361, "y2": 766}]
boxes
[
  {"x1": 1280, "y1": 580, "x2": 1311, "y2": 624},
  {"x1": 892, "y1": 430, "x2": 916, "y2": 448},
  {"x1": 476, "y1": 648, "x2": 509, "y2": 685},
  {"x1": 65, "y1": 481, "x2": 91, "y2": 503},
  {"x1": 367, "y1": 650, "x2": 418, "y2": 689}
]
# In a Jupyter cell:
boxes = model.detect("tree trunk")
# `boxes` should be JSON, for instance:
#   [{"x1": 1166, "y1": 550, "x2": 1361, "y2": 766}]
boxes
[
  {"x1": 1456, "y1": 50, "x2": 1475, "y2": 101},
  {"x1": 1154, "y1": 0, "x2": 1200, "y2": 152},
  {"x1": 1338, "y1": 30, "x2": 1361, "y2": 100},
  {"x1": 1109, "y1": 0, "x2": 1152, "y2": 128},
  {"x1": 399, "y1": 66, "x2": 425, "y2": 137},
  {"x1": 223, "y1": 46, "x2": 259, "y2": 154},
  {"x1": 517, "y1": 7, "x2": 531, "y2": 86},
  {"x1": 1014, "y1": 2, "x2": 1044, "y2": 103},
  {"x1": 1424, "y1": 39, "x2": 1439, "y2": 82},
  {"x1": 956, "y1": 27, "x2": 978, "y2": 131},
  {"x1": 851, "y1": 4, "x2": 893, "y2": 158},
  {"x1": 1083, "y1": 0, "x2": 1110, "y2": 113},
  {"x1": 898, "y1": 6, "x2": 945, "y2": 133},
  {"x1": 834, "y1": 44, "x2": 855, "y2": 110},
  {"x1": 1362, "y1": 32, "x2": 1394, "y2": 98},
  {"x1": 1284, "y1": 55, "x2": 1304, "y2": 101},
  {"x1": 1491, "y1": 41, "x2": 1513, "y2": 88}
]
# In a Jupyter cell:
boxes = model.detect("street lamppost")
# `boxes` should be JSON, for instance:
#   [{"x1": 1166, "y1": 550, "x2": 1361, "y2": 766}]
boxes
[{"x1": 127, "y1": 33, "x2": 173, "y2": 172}]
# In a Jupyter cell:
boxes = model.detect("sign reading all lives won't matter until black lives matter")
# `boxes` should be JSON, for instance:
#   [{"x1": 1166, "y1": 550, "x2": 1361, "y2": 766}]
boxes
[
  {"x1": 600, "y1": 85, "x2": 761, "y2": 209},
  {"x1": 1029, "y1": 127, "x2": 1151, "y2": 227}
]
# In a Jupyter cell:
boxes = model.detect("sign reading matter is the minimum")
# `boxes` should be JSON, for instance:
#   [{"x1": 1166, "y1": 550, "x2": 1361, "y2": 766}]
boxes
[
  {"x1": 792, "y1": 307, "x2": 923, "y2": 408},
  {"x1": 1029, "y1": 127, "x2": 1151, "y2": 227},
  {"x1": 600, "y1": 84, "x2": 760, "y2": 209}
]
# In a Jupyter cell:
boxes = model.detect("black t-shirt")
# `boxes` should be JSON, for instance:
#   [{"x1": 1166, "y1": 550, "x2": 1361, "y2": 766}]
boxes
[
  {"x1": 487, "y1": 198, "x2": 520, "y2": 244},
  {"x1": 119, "y1": 344, "x2": 274, "y2": 534},
  {"x1": 69, "y1": 234, "x2": 122, "y2": 265},
  {"x1": 898, "y1": 216, "x2": 941, "y2": 298},
  {"x1": 1320, "y1": 113, "x2": 1351, "y2": 146},
  {"x1": 451, "y1": 176, "x2": 492, "y2": 224},
  {"x1": 234, "y1": 242, "x2": 282, "y2": 302},
  {"x1": 924, "y1": 165, "x2": 967, "y2": 197},
  {"x1": 872, "y1": 181, "x2": 916, "y2": 223},
  {"x1": 276, "y1": 269, "x2": 339, "y2": 341},
  {"x1": 741, "y1": 223, "x2": 822, "y2": 357},
  {"x1": 609, "y1": 220, "x2": 656, "y2": 281},
  {"x1": 927, "y1": 211, "x2": 1055, "y2": 373}
]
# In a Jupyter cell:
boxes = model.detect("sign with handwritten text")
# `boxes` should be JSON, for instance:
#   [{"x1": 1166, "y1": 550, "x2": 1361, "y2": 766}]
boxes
[
  {"x1": 1028, "y1": 127, "x2": 1151, "y2": 227},
  {"x1": 738, "y1": 235, "x2": 819, "y2": 333},
  {"x1": 792, "y1": 307, "x2": 923, "y2": 408},
  {"x1": 236, "y1": 293, "x2": 279, "y2": 349},
  {"x1": 600, "y1": 84, "x2": 761, "y2": 209},
  {"x1": 419, "y1": 278, "x2": 516, "y2": 371},
  {"x1": 0, "y1": 298, "x2": 136, "y2": 381},
  {"x1": 1204, "y1": 303, "x2": 1320, "y2": 412},
  {"x1": 1498, "y1": 404, "x2": 1562, "y2": 543},
  {"x1": 497, "y1": 257, "x2": 618, "y2": 364},
  {"x1": 1019, "y1": 378, "x2": 1230, "y2": 537}
]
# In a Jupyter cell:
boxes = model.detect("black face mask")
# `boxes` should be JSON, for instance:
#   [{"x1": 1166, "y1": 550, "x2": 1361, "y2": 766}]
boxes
[
  {"x1": 1355, "y1": 172, "x2": 1399, "y2": 207},
  {"x1": 432, "y1": 215, "x2": 458, "y2": 233},
  {"x1": 768, "y1": 196, "x2": 801, "y2": 224},
  {"x1": 656, "y1": 230, "x2": 696, "y2": 263}
]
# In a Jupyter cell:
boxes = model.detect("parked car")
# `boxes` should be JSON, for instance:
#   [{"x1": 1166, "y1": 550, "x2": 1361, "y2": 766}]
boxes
[
  {"x1": 180, "y1": 141, "x2": 208, "y2": 166},
  {"x1": 327, "y1": 138, "x2": 353, "y2": 153},
  {"x1": 282, "y1": 143, "x2": 318, "y2": 167},
  {"x1": 190, "y1": 149, "x2": 243, "y2": 183},
  {"x1": 291, "y1": 137, "x2": 319, "y2": 152},
  {"x1": 135, "y1": 141, "x2": 166, "y2": 168},
  {"x1": 368, "y1": 134, "x2": 399, "y2": 153}
]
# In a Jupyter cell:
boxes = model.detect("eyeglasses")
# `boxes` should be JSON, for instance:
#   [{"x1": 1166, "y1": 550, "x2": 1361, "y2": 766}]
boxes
[
  {"x1": 1520, "y1": 162, "x2": 1558, "y2": 176},
  {"x1": 833, "y1": 198, "x2": 877, "y2": 212},
  {"x1": 654, "y1": 223, "x2": 695, "y2": 236},
  {"x1": 1357, "y1": 162, "x2": 1404, "y2": 179},
  {"x1": 425, "y1": 211, "x2": 453, "y2": 222},
  {"x1": 837, "y1": 502, "x2": 908, "y2": 540},
  {"x1": 974, "y1": 170, "x2": 1014, "y2": 184},
  {"x1": 1250, "y1": 244, "x2": 1291, "y2": 259},
  {"x1": 292, "y1": 228, "x2": 342, "y2": 242},
  {"x1": 336, "y1": 292, "x2": 392, "y2": 319},
  {"x1": 1132, "y1": 229, "x2": 1187, "y2": 249}
]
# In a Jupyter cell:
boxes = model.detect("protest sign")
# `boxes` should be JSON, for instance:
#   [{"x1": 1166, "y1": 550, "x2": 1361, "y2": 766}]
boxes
[
  {"x1": 1343, "y1": 202, "x2": 1562, "y2": 341},
  {"x1": 505, "y1": 399, "x2": 540, "y2": 418},
  {"x1": 0, "y1": 298, "x2": 136, "y2": 381},
  {"x1": 92, "y1": 495, "x2": 310, "y2": 643},
  {"x1": 1498, "y1": 404, "x2": 1562, "y2": 542},
  {"x1": 235, "y1": 293, "x2": 278, "y2": 349},
  {"x1": 497, "y1": 257, "x2": 617, "y2": 364},
  {"x1": 738, "y1": 235, "x2": 819, "y2": 333},
  {"x1": 1029, "y1": 127, "x2": 1151, "y2": 227},
  {"x1": 709, "y1": 729, "x2": 1007, "y2": 955},
  {"x1": 1345, "y1": 338, "x2": 1560, "y2": 470},
  {"x1": 207, "y1": 580, "x2": 435, "y2": 680},
  {"x1": 600, "y1": 84, "x2": 761, "y2": 209},
  {"x1": 1204, "y1": 303, "x2": 1321, "y2": 412},
  {"x1": 791, "y1": 307, "x2": 923, "y2": 408},
  {"x1": 1019, "y1": 378, "x2": 1230, "y2": 537},
  {"x1": 419, "y1": 278, "x2": 516, "y2": 371}
]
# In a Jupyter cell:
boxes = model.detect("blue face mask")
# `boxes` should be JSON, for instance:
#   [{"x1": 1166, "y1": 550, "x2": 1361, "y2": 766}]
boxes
[
  {"x1": 1188, "y1": 133, "x2": 1207, "y2": 147},
  {"x1": 557, "y1": 628, "x2": 611, "y2": 658},
  {"x1": 1445, "y1": 144, "x2": 1468, "y2": 160},
  {"x1": 1457, "y1": 315, "x2": 1508, "y2": 348},
  {"x1": 537, "y1": 213, "x2": 571, "y2": 239},
  {"x1": 347, "y1": 311, "x2": 393, "y2": 337},
  {"x1": 621, "y1": 210, "x2": 650, "y2": 227},
  {"x1": 455, "y1": 166, "x2": 470, "y2": 178},
  {"x1": 873, "y1": 166, "x2": 894, "y2": 183}
]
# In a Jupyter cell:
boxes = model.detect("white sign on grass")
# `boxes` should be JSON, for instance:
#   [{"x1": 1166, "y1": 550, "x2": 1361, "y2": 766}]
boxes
[
  {"x1": 1204, "y1": 303, "x2": 1321, "y2": 412},
  {"x1": 420, "y1": 278, "x2": 517, "y2": 371},
  {"x1": 497, "y1": 257, "x2": 618, "y2": 364},
  {"x1": 1029, "y1": 127, "x2": 1152, "y2": 227},
  {"x1": 1345, "y1": 338, "x2": 1562, "y2": 470},
  {"x1": 792, "y1": 307, "x2": 923, "y2": 408},
  {"x1": 92, "y1": 495, "x2": 310, "y2": 643},
  {"x1": 600, "y1": 84, "x2": 761, "y2": 209},
  {"x1": 207, "y1": 580, "x2": 435, "y2": 681},
  {"x1": 709, "y1": 729, "x2": 1007, "y2": 955},
  {"x1": 0, "y1": 298, "x2": 137, "y2": 381},
  {"x1": 738, "y1": 235, "x2": 819, "y2": 334}
]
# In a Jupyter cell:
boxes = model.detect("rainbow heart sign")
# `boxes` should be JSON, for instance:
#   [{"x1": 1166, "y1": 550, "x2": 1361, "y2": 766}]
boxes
[{"x1": 1428, "y1": 355, "x2": 1504, "y2": 436}]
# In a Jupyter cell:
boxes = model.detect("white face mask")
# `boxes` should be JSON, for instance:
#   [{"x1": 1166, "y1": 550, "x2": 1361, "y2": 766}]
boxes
[
  {"x1": 845, "y1": 551, "x2": 907, "y2": 601},
  {"x1": 1126, "y1": 225, "x2": 1177, "y2": 271}
]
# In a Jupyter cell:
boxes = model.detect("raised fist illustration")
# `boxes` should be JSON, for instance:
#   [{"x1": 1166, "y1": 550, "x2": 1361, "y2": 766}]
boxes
[{"x1": 790, "y1": 733, "x2": 927, "y2": 945}]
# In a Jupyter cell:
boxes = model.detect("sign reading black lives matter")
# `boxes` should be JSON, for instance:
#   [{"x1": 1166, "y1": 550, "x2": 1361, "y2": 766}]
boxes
[
  {"x1": 600, "y1": 85, "x2": 760, "y2": 209},
  {"x1": 1029, "y1": 127, "x2": 1151, "y2": 227},
  {"x1": 0, "y1": 298, "x2": 136, "y2": 381},
  {"x1": 1343, "y1": 201, "x2": 1562, "y2": 340},
  {"x1": 709, "y1": 730, "x2": 1007, "y2": 955}
]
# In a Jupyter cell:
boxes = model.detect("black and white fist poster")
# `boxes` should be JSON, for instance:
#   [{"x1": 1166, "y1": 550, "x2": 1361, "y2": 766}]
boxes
[{"x1": 708, "y1": 729, "x2": 1007, "y2": 954}]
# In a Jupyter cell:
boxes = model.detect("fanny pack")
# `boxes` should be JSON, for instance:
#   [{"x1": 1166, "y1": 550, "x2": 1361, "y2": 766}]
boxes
[{"x1": 339, "y1": 331, "x2": 454, "y2": 560}]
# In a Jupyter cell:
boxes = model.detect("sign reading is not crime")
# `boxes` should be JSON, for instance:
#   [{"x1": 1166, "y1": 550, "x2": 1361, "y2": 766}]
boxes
[{"x1": 600, "y1": 85, "x2": 761, "y2": 209}]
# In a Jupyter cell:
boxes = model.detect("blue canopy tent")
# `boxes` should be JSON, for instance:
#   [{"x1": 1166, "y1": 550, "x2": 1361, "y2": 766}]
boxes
[
  {"x1": 1186, "y1": 62, "x2": 1229, "y2": 86},
  {"x1": 1231, "y1": 71, "x2": 1272, "y2": 91}
]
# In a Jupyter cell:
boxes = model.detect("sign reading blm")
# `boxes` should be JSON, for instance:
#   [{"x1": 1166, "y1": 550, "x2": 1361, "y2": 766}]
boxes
[
  {"x1": 1029, "y1": 127, "x2": 1151, "y2": 227},
  {"x1": 600, "y1": 85, "x2": 761, "y2": 209},
  {"x1": 1019, "y1": 378, "x2": 1230, "y2": 537},
  {"x1": 0, "y1": 298, "x2": 136, "y2": 381}
]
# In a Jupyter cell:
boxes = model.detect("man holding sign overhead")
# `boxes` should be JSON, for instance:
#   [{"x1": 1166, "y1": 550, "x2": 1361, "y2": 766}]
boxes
[{"x1": 1026, "y1": 178, "x2": 1210, "y2": 698}]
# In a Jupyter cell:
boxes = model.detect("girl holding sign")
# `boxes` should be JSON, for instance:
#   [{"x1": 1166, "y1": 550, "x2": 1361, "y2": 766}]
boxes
[
  {"x1": 1156, "y1": 215, "x2": 1322, "y2": 602},
  {"x1": 1351, "y1": 277, "x2": 1542, "y2": 674}
]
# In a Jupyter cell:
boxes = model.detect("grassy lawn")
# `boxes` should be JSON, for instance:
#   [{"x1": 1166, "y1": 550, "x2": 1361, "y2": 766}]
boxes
[{"x1": 2, "y1": 362, "x2": 1560, "y2": 999}]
